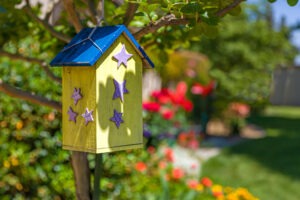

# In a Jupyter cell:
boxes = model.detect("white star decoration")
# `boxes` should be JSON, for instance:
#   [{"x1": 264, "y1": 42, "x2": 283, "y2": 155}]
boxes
[
  {"x1": 113, "y1": 44, "x2": 133, "y2": 68},
  {"x1": 82, "y1": 108, "x2": 94, "y2": 126}
]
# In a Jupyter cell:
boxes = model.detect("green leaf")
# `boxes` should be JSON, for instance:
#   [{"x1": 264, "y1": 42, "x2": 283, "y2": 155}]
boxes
[
  {"x1": 287, "y1": 0, "x2": 298, "y2": 6},
  {"x1": 200, "y1": 15, "x2": 219, "y2": 26},
  {"x1": 171, "y1": 2, "x2": 185, "y2": 11},
  {"x1": 268, "y1": 0, "x2": 277, "y2": 3},
  {"x1": 181, "y1": 2, "x2": 203, "y2": 14},
  {"x1": 135, "y1": 12, "x2": 145, "y2": 16},
  {"x1": 201, "y1": 23, "x2": 219, "y2": 38},
  {"x1": 229, "y1": 5, "x2": 242, "y2": 16}
]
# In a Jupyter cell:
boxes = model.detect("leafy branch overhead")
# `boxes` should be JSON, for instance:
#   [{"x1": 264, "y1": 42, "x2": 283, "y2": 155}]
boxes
[{"x1": 0, "y1": 0, "x2": 298, "y2": 112}]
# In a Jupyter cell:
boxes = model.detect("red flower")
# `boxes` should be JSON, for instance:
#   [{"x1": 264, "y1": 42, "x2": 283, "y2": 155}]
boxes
[
  {"x1": 181, "y1": 100, "x2": 193, "y2": 112},
  {"x1": 172, "y1": 168, "x2": 184, "y2": 180},
  {"x1": 164, "y1": 148, "x2": 174, "y2": 162},
  {"x1": 142, "y1": 102, "x2": 161, "y2": 112},
  {"x1": 151, "y1": 89, "x2": 172, "y2": 104},
  {"x1": 191, "y1": 81, "x2": 215, "y2": 97},
  {"x1": 162, "y1": 109, "x2": 174, "y2": 120},
  {"x1": 175, "y1": 81, "x2": 187, "y2": 98},
  {"x1": 135, "y1": 162, "x2": 147, "y2": 172},
  {"x1": 187, "y1": 180, "x2": 198, "y2": 189},
  {"x1": 169, "y1": 82, "x2": 187, "y2": 105},
  {"x1": 201, "y1": 177, "x2": 212, "y2": 187},
  {"x1": 147, "y1": 146, "x2": 156, "y2": 154}
]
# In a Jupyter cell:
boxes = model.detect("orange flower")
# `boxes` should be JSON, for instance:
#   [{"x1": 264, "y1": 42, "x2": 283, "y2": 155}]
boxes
[
  {"x1": 135, "y1": 162, "x2": 147, "y2": 172},
  {"x1": 201, "y1": 177, "x2": 213, "y2": 187},
  {"x1": 213, "y1": 191, "x2": 223, "y2": 198},
  {"x1": 172, "y1": 168, "x2": 184, "y2": 180}
]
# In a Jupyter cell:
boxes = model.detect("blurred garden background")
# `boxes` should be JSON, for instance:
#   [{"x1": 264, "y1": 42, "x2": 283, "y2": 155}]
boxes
[{"x1": 1, "y1": 0, "x2": 300, "y2": 199}]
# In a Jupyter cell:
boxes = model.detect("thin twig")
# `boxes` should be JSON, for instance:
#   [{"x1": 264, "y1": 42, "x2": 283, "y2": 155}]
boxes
[
  {"x1": 0, "y1": 50, "x2": 62, "y2": 84},
  {"x1": 215, "y1": 0, "x2": 245, "y2": 17},
  {"x1": 81, "y1": 0, "x2": 98, "y2": 24},
  {"x1": 0, "y1": 79, "x2": 62, "y2": 112},
  {"x1": 133, "y1": 14, "x2": 189, "y2": 40},
  {"x1": 24, "y1": 0, "x2": 71, "y2": 43},
  {"x1": 111, "y1": 0, "x2": 124, "y2": 7},
  {"x1": 63, "y1": 0, "x2": 83, "y2": 33},
  {"x1": 133, "y1": 0, "x2": 245, "y2": 40},
  {"x1": 123, "y1": 3, "x2": 139, "y2": 26}
]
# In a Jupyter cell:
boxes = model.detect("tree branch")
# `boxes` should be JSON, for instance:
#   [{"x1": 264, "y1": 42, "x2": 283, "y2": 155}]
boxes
[
  {"x1": 81, "y1": 0, "x2": 98, "y2": 25},
  {"x1": 23, "y1": 0, "x2": 71, "y2": 43},
  {"x1": 0, "y1": 80, "x2": 62, "y2": 112},
  {"x1": 63, "y1": 0, "x2": 83, "y2": 33},
  {"x1": 133, "y1": 0, "x2": 245, "y2": 40},
  {"x1": 112, "y1": 0, "x2": 124, "y2": 7},
  {"x1": 216, "y1": 0, "x2": 245, "y2": 17},
  {"x1": 0, "y1": 50, "x2": 62, "y2": 84},
  {"x1": 133, "y1": 14, "x2": 189, "y2": 40},
  {"x1": 123, "y1": 3, "x2": 139, "y2": 26}
]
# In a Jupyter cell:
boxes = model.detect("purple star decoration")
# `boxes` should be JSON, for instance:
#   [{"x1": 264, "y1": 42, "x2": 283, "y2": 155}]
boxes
[
  {"x1": 110, "y1": 109, "x2": 124, "y2": 128},
  {"x1": 72, "y1": 88, "x2": 83, "y2": 105},
  {"x1": 113, "y1": 44, "x2": 133, "y2": 68},
  {"x1": 113, "y1": 79, "x2": 129, "y2": 102},
  {"x1": 82, "y1": 108, "x2": 94, "y2": 126},
  {"x1": 67, "y1": 106, "x2": 78, "y2": 123}
]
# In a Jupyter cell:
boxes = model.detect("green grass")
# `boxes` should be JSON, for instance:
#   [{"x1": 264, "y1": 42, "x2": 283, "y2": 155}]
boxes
[{"x1": 202, "y1": 106, "x2": 300, "y2": 200}]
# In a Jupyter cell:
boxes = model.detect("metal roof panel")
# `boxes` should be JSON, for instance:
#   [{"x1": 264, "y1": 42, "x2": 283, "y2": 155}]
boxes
[{"x1": 50, "y1": 25, "x2": 154, "y2": 68}]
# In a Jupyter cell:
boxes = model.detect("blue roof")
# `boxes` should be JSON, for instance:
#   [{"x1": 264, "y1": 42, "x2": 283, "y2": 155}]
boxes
[{"x1": 50, "y1": 25, "x2": 154, "y2": 68}]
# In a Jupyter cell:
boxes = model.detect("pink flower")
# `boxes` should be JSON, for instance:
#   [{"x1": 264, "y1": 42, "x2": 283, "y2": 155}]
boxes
[
  {"x1": 142, "y1": 102, "x2": 161, "y2": 112},
  {"x1": 135, "y1": 162, "x2": 147, "y2": 172},
  {"x1": 164, "y1": 148, "x2": 174, "y2": 162},
  {"x1": 172, "y1": 168, "x2": 184, "y2": 180},
  {"x1": 190, "y1": 163, "x2": 197, "y2": 169},
  {"x1": 159, "y1": 161, "x2": 167, "y2": 169},
  {"x1": 187, "y1": 139, "x2": 199, "y2": 150},
  {"x1": 187, "y1": 180, "x2": 198, "y2": 189},
  {"x1": 229, "y1": 102, "x2": 250, "y2": 117}
]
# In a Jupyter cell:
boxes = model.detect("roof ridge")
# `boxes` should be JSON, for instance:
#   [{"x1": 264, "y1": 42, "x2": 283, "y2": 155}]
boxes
[{"x1": 50, "y1": 25, "x2": 154, "y2": 68}]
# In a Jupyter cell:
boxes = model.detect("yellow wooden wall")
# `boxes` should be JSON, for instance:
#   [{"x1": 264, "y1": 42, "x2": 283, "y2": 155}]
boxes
[
  {"x1": 62, "y1": 67, "x2": 97, "y2": 152},
  {"x1": 62, "y1": 34, "x2": 143, "y2": 153},
  {"x1": 95, "y1": 35, "x2": 143, "y2": 153}
]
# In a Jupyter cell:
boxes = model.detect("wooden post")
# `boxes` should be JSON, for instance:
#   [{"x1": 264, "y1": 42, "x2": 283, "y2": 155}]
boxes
[
  {"x1": 93, "y1": 154, "x2": 103, "y2": 200},
  {"x1": 71, "y1": 151, "x2": 91, "y2": 200}
]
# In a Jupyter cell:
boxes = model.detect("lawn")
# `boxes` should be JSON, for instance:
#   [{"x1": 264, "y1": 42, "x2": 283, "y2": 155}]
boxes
[{"x1": 201, "y1": 106, "x2": 300, "y2": 200}]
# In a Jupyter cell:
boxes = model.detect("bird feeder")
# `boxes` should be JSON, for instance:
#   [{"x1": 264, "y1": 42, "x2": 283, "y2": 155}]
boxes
[{"x1": 50, "y1": 25, "x2": 154, "y2": 153}]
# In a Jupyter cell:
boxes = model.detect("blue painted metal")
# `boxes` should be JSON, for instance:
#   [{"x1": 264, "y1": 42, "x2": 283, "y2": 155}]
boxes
[{"x1": 50, "y1": 25, "x2": 154, "y2": 68}]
